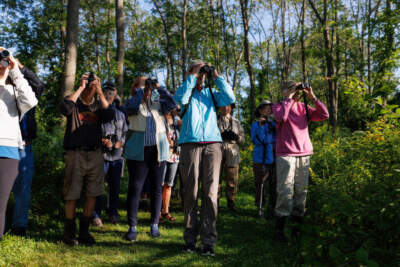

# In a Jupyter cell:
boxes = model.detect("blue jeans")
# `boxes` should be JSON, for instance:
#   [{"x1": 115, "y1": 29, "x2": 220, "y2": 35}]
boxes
[
  {"x1": 12, "y1": 144, "x2": 34, "y2": 229},
  {"x1": 93, "y1": 159, "x2": 123, "y2": 218}
]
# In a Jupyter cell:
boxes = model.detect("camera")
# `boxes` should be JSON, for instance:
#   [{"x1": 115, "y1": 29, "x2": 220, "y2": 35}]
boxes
[
  {"x1": 0, "y1": 50, "x2": 10, "y2": 68},
  {"x1": 221, "y1": 130, "x2": 239, "y2": 142},
  {"x1": 85, "y1": 72, "x2": 95, "y2": 89},
  {"x1": 103, "y1": 134, "x2": 118, "y2": 154},
  {"x1": 295, "y1": 83, "x2": 310, "y2": 91},
  {"x1": 145, "y1": 78, "x2": 158, "y2": 91},
  {"x1": 199, "y1": 65, "x2": 215, "y2": 79}
]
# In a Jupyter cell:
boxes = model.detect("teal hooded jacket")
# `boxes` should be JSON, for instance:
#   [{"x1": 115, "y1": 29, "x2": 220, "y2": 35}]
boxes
[{"x1": 174, "y1": 75, "x2": 236, "y2": 144}]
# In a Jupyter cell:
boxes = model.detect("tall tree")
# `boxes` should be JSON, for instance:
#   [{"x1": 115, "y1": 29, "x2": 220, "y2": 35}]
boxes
[
  {"x1": 181, "y1": 0, "x2": 188, "y2": 81},
  {"x1": 239, "y1": 0, "x2": 256, "y2": 122},
  {"x1": 115, "y1": 0, "x2": 125, "y2": 94},
  {"x1": 308, "y1": 0, "x2": 338, "y2": 131},
  {"x1": 62, "y1": 0, "x2": 80, "y2": 97}
]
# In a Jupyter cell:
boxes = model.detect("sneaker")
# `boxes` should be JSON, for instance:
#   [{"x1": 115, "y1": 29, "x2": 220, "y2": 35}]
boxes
[
  {"x1": 150, "y1": 224, "x2": 161, "y2": 238},
  {"x1": 125, "y1": 226, "x2": 137, "y2": 242},
  {"x1": 92, "y1": 217, "x2": 103, "y2": 228},
  {"x1": 202, "y1": 245, "x2": 215, "y2": 257},
  {"x1": 182, "y1": 243, "x2": 196, "y2": 253}
]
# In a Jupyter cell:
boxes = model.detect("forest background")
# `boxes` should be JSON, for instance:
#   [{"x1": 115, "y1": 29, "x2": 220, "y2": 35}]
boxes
[{"x1": 0, "y1": 0, "x2": 399, "y2": 266}]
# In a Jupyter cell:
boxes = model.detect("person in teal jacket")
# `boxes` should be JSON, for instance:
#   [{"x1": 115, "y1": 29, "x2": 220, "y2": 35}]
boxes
[{"x1": 174, "y1": 60, "x2": 235, "y2": 256}]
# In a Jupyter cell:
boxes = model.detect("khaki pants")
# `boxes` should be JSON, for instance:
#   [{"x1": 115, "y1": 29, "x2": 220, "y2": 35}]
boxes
[
  {"x1": 180, "y1": 143, "x2": 222, "y2": 247},
  {"x1": 218, "y1": 165, "x2": 239, "y2": 203},
  {"x1": 275, "y1": 156, "x2": 310, "y2": 217}
]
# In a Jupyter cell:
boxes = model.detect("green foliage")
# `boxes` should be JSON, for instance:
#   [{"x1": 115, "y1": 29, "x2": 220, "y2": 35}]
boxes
[{"x1": 305, "y1": 117, "x2": 400, "y2": 265}]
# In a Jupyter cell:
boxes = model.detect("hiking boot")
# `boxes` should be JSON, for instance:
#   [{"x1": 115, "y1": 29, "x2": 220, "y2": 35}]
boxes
[
  {"x1": 125, "y1": 226, "x2": 137, "y2": 242},
  {"x1": 274, "y1": 216, "x2": 288, "y2": 243},
  {"x1": 202, "y1": 245, "x2": 215, "y2": 257},
  {"x1": 150, "y1": 224, "x2": 161, "y2": 238},
  {"x1": 182, "y1": 243, "x2": 196, "y2": 253},
  {"x1": 228, "y1": 200, "x2": 236, "y2": 212},
  {"x1": 78, "y1": 216, "x2": 96, "y2": 246},
  {"x1": 63, "y1": 219, "x2": 78, "y2": 246},
  {"x1": 92, "y1": 217, "x2": 103, "y2": 228},
  {"x1": 109, "y1": 214, "x2": 120, "y2": 224},
  {"x1": 291, "y1": 215, "x2": 304, "y2": 240}
]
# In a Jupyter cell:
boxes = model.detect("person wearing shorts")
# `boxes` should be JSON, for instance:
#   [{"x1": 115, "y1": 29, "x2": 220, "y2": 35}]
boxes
[
  {"x1": 161, "y1": 110, "x2": 181, "y2": 222},
  {"x1": 60, "y1": 73, "x2": 114, "y2": 246}
]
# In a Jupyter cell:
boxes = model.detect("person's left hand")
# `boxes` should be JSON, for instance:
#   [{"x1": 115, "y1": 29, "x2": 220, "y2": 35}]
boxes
[
  {"x1": 114, "y1": 141, "x2": 123, "y2": 149},
  {"x1": 8, "y1": 53, "x2": 18, "y2": 70},
  {"x1": 93, "y1": 76, "x2": 102, "y2": 94},
  {"x1": 303, "y1": 86, "x2": 316, "y2": 102},
  {"x1": 211, "y1": 63, "x2": 219, "y2": 80}
]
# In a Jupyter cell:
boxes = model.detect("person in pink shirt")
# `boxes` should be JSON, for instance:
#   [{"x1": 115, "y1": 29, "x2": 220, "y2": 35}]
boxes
[{"x1": 272, "y1": 81, "x2": 329, "y2": 242}]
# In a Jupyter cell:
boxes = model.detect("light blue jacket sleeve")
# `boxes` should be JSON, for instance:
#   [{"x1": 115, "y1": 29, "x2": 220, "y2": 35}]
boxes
[
  {"x1": 174, "y1": 75, "x2": 197, "y2": 106},
  {"x1": 213, "y1": 76, "x2": 236, "y2": 107}
]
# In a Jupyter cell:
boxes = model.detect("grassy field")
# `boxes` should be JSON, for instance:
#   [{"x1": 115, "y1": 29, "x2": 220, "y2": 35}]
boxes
[{"x1": 0, "y1": 188, "x2": 303, "y2": 267}]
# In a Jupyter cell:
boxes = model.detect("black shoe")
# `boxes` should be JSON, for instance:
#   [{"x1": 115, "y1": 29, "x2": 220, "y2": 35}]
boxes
[
  {"x1": 78, "y1": 216, "x2": 96, "y2": 246},
  {"x1": 63, "y1": 219, "x2": 79, "y2": 246},
  {"x1": 109, "y1": 214, "x2": 120, "y2": 224},
  {"x1": 274, "y1": 216, "x2": 288, "y2": 243},
  {"x1": 202, "y1": 245, "x2": 215, "y2": 257},
  {"x1": 228, "y1": 200, "x2": 236, "y2": 212},
  {"x1": 11, "y1": 227, "x2": 27, "y2": 237},
  {"x1": 182, "y1": 243, "x2": 196, "y2": 253},
  {"x1": 291, "y1": 216, "x2": 304, "y2": 241}
]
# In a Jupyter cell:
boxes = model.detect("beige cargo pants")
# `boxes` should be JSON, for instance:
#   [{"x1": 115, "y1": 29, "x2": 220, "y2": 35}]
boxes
[{"x1": 275, "y1": 156, "x2": 310, "y2": 217}]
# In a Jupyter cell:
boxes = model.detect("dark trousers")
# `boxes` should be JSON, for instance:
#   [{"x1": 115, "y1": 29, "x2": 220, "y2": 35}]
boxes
[
  {"x1": 94, "y1": 159, "x2": 123, "y2": 218},
  {"x1": 253, "y1": 163, "x2": 277, "y2": 213},
  {"x1": 0, "y1": 158, "x2": 19, "y2": 239},
  {"x1": 126, "y1": 146, "x2": 166, "y2": 227}
]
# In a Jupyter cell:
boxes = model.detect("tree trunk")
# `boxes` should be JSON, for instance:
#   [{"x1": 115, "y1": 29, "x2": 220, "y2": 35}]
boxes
[
  {"x1": 62, "y1": 0, "x2": 80, "y2": 97},
  {"x1": 181, "y1": 0, "x2": 188, "y2": 81},
  {"x1": 106, "y1": 0, "x2": 113, "y2": 80},
  {"x1": 301, "y1": 0, "x2": 307, "y2": 82},
  {"x1": 309, "y1": 0, "x2": 338, "y2": 131},
  {"x1": 239, "y1": 0, "x2": 256, "y2": 122},
  {"x1": 115, "y1": 0, "x2": 125, "y2": 95}
]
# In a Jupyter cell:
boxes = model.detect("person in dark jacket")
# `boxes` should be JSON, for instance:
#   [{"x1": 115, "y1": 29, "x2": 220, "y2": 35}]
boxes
[
  {"x1": 59, "y1": 73, "x2": 114, "y2": 246},
  {"x1": 250, "y1": 100, "x2": 276, "y2": 219},
  {"x1": 9, "y1": 59, "x2": 45, "y2": 237}
]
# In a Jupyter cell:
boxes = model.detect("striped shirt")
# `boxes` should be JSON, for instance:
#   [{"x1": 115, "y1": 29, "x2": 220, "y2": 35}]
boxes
[{"x1": 144, "y1": 108, "x2": 157, "y2": 146}]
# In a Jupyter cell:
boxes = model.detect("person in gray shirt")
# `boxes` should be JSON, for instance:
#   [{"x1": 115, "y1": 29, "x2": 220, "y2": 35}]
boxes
[{"x1": 92, "y1": 81, "x2": 128, "y2": 226}]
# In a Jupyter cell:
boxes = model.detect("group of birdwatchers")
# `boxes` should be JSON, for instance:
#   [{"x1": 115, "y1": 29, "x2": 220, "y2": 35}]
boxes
[{"x1": 0, "y1": 48, "x2": 329, "y2": 257}]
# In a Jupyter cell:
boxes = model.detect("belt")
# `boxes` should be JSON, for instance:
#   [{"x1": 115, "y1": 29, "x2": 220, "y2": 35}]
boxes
[{"x1": 68, "y1": 146, "x2": 100, "y2": 152}]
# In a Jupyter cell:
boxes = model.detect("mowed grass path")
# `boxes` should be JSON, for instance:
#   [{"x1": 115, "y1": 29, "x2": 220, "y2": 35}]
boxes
[{"x1": 1, "y1": 190, "x2": 300, "y2": 266}]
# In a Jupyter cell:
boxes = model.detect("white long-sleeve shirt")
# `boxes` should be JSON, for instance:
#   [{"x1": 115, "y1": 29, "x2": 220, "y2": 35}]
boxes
[{"x1": 0, "y1": 67, "x2": 38, "y2": 148}]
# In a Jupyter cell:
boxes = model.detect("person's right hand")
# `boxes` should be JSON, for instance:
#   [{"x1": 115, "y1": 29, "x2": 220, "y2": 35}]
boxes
[
  {"x1": 102, "y1": 138, "x2": 113, "y2": 149},
  {"x1": 80, "y1": 74, "x2": 89, "y2": 89},
  {"x1": 192, "y1": 63, "x2": 205, "y2": 78}
]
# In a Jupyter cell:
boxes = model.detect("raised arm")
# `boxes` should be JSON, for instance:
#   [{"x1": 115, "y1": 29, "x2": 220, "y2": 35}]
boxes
[
  {"x1": 8, "y1": 61, "x2": 38, "y2": 118},
  {"x1": 124, "y1": 89, "x2": 144, "y2": 116},
  {"x1": 237, "y1": 120, "x2": 245, "y2": 145},
  {"x1": 272, "y1": 99, "x2": 294, "y2": 123},
  {"x1": 213, "y1": 76, "x2": 236, "y2": 107},
  {"x1": 307, "y1": 100, "x2": 329, "y2": 122},
  {"x1": 174, "y1": 75, "x2": 196, "y2": 106},
  {"x1": 251, "y1": 122, "x2": 265, "y2": 145}
]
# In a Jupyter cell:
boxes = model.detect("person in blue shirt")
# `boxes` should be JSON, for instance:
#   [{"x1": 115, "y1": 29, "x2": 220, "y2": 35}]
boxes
[
  {"x1": 250, "y1": 100, "x2": 276, "y2": 219},
  {"x1": 174, "y1": 60, "x2": 235, "y2": 256}
]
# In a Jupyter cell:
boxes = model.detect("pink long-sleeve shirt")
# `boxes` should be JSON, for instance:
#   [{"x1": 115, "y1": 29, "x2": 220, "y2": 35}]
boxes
[{"x1": 272, "y1": 98, "x2": 329, "y2": 157}]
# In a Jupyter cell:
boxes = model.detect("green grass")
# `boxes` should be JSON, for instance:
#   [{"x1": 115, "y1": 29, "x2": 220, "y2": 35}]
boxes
[{"x1": 1, "y1": 190, "x2": 302, "y2": 267}]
